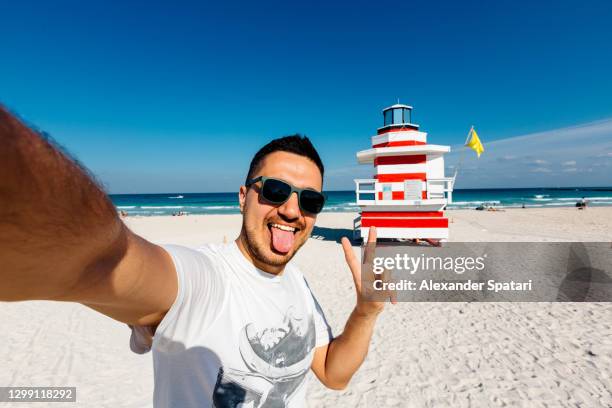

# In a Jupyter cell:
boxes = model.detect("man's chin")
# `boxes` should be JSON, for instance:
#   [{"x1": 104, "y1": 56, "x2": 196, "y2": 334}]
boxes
[
  {"x1": 254, "y1": 237, "x2": 309, "y2": 268},
  {"x1": 242, "y1": 226, "x2": 307, "y2": 270},
  {"x1": 260, "y1": 247, "x2": 296, "y2": 266}
]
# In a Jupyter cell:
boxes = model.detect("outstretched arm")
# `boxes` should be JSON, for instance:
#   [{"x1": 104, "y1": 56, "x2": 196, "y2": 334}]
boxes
[{"x1": 0, "y1": 106, "x2": 176, "y2": 326}]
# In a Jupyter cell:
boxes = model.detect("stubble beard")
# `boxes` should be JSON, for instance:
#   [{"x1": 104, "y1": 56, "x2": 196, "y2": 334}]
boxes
[{"x1": 241, "y1": 221, "x2": 307, "y2": 268}]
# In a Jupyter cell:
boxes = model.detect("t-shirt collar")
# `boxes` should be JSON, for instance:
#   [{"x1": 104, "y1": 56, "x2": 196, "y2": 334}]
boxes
[{"x1": 230, "y1": 241, "x2": 286, "y2": 282}]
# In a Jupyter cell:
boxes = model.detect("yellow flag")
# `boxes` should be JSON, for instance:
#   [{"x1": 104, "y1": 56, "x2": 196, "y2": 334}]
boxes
[{"x1": 466, "y1": 128, "x2": 484, "y2": 158}]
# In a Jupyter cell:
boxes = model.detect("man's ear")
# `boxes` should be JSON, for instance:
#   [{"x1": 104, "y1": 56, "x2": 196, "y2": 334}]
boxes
[{"x1": 238, "y1": 185, "x2": 247, "y2": 214}]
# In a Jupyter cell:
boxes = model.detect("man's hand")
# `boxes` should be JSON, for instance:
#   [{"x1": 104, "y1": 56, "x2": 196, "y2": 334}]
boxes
[{"x1": 341, "y1": 226, "x2": 396, "y2": 317}]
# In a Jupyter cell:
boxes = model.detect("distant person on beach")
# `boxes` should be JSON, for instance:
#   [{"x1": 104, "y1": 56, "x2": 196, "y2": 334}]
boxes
[
  {"x1": 576, "y1": 197, "x2": 588, "y2": 209},
  {"x1": 0, "y1": 106, "x2": 390, "y2": 408}
]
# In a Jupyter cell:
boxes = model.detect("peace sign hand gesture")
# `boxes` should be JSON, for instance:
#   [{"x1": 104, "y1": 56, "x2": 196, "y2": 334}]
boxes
[{"x1": 341, "y1": 226, "x2": 396, "y2": 317}]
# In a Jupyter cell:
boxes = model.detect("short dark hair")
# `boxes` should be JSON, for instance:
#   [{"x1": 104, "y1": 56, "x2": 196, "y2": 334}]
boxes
[{"x1": 245, "y1": 134, "x2": 324, "y2": 184}]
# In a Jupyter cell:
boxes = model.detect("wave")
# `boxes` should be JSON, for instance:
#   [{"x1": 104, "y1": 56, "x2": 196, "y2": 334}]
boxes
[
  {"x1": 141, "y1": 206, "x2": 184, "y2": 209},
  {"x1": 543, "y1": 202, "x2": 574, "y2": 206},
  {"x1": 112, "y1": 190, "x2": 612, "y2": 216},
  {"x1": 449, "y1": 200, "x2": 501, "y2": 206},
  {"x1": 550, "y1": 197, "x2": 612, "y2": 201},
  {"x1": 323, "y1": 206, "x2": 359, "y2": 212},
  {"x1": 333, "y1": 202, "x2": 359, "y2": 207}
]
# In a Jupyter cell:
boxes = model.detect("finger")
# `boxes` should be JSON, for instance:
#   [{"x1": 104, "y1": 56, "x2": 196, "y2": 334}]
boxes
[
  {"x1": 341, "y1": 237, "x2": 361, "y2": 287},
  {"x1": 366, "y1": 225, "x2": 377, "y2": 243},
  {"x1": 363, "y1": 226, "x2": 377, "y2": 266}
]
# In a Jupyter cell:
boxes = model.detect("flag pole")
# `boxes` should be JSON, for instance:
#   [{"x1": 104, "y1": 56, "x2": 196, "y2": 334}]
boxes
[
  {"x1": 453, "y1": 126, "x2": 474, "y2": 183},
  {"x1": 464, "y1": 125, "x2": 474, "y2": 145}
]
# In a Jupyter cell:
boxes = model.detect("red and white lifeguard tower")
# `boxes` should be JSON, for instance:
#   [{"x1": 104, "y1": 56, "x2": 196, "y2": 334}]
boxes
[{"x1": 354, "y1": 104, "x2": 454, "y2": 241}]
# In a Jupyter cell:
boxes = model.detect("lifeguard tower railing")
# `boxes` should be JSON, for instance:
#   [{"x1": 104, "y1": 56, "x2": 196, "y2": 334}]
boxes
[{"x1": 354, "y1": 178, "x2": 454, "y2": 205}]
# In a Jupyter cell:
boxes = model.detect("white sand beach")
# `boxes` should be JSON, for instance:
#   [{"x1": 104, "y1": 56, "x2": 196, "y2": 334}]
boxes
[{"x1": 1, "y1": 208, "x2": 611, "y2": 407}]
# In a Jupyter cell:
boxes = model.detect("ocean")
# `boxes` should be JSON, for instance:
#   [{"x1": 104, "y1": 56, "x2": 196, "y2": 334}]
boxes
[{"x1": 111, "y1": 187, "x2": 612, "y2": 216}]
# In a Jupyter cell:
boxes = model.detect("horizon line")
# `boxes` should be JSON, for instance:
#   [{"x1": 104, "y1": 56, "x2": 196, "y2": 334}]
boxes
[{"x1": 108, "y1": 185, "x2": 612, "y2": 195}]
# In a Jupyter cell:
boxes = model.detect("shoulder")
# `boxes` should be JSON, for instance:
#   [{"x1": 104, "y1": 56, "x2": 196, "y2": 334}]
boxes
[
  {"x1": 284, "y1": 261, "x2": 306, "y2": 281},
  {"x1": 163, "y1": 242, "x2": 231, "y2": 263},
  {"x1": 160, "y1": 243, "x2": 231, "y2": 283},
  {"x1": 283, "y1": 262, "x2": 315, "y2": 295},
  {"x1": 161, "y1": 244, "x2": 214, "y2": 270},
  {"x1": 194, "y1": 242, "x2": 228, "y2": 258}
]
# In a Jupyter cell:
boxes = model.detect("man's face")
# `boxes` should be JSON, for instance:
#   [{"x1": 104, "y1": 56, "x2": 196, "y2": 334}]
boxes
[{"x1": 238, "y1": 151, "x2": 322, "y2": 272}]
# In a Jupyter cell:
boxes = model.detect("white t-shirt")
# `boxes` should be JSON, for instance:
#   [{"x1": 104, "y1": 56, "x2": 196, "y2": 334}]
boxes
[{"x1": 130, "y1": 242, "x2": 333, "y2": 408}]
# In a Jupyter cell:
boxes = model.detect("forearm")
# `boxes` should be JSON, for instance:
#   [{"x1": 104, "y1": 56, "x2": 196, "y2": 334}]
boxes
[
  {"x1": 0, "y1": 106, "x2": 123, "y2": 301},
  {"x1": 323, "y1": 307, "x2": 380, "y2": 389}
]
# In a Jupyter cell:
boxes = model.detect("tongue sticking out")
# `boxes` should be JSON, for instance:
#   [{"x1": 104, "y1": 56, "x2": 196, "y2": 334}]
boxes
[{"x1": 271, "y1": 226, "x2": 295, "y2": 254}]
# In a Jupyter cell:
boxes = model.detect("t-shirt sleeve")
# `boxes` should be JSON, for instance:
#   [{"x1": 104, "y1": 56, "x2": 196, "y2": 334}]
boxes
[
  {"x1": 312, "y1": 294, "x2": 333, "y2": 348},
  {"x1": 129, "y1": 244, "x2": 227, "y2": 354}
]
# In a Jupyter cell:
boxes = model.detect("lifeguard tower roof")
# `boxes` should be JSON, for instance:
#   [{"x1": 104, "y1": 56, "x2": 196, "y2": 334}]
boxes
[
  {"x1": 382, "y1": 103, "x2": 413, "y2": 111},
  {"x1": 379, "y1": 103, "x2": 419, "y2": 132}
]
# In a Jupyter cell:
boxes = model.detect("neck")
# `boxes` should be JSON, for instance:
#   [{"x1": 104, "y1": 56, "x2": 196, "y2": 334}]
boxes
[{"x1": 235, "y1": 234, "x2": 285, "y2": 275}]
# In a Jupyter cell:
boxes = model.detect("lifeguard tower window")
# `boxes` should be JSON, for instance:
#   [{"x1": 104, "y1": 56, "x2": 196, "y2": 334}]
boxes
[
  {"x1": 393, "y1": 109, "x2": 403, "y2": 124},
  {"x1": 384, "y1": 110, "x2": 393, "y2": 126},
  {"x1": 383, "y1": 108, "x2": 412, "y2": 126},
  {"x1": 382, "y1": 184, "x2": 393, "y2": 200},
  {"x1": 403, "y1": 108, "x2": 411, "y2": 123}
]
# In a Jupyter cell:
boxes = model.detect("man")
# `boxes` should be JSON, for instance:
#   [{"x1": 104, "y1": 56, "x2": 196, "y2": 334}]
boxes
[{"x1": 0, "y1": 106, "x2": 387, "y2": 407}]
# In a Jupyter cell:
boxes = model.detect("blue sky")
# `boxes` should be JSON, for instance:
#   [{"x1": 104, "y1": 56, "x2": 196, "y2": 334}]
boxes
[{"x1": 1, "y1": 0, "x2": 611, "y2": 192}]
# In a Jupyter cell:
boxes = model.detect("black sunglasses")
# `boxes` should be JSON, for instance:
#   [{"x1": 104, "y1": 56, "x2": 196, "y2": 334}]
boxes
[{"x1": 245, "y1": 176, "x2": 326, "y2": 214}]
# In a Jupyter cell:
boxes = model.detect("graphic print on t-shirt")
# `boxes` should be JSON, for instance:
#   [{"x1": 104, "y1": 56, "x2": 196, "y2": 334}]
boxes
[{"x1": 212, "y1": 306, "x2": 316, "y2": 408}]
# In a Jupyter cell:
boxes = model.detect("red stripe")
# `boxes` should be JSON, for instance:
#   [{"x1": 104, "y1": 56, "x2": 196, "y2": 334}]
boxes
[
  {"x1": 377, "y1": 126, "x2": 419, "y2": 135},
  {"x1": 373, "y1": 141, "x2": 426, "y2": 148},
  {"x1": 362, "y1": 211, "x2": 444, "y2": 218},
  {"x1": 375, "y1": 191, "x2": 428, "y2": 200},
  {"x1": 361, "y1": 218, "x2": 449, "y2": 228},
  {"x1": 377, "y1": 192, "x2": 405, "y2": 200},
  {"x1": 374, "y1": 155, "x2": 426, "y2": 165},
  {"x1": 374, "y1": 173, "x2": 427, "y2": 182}
]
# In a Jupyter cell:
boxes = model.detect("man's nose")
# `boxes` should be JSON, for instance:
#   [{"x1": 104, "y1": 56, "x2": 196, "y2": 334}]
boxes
[{"x1": 277, "y1": 192, "x2": 300, "y2": 220}]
